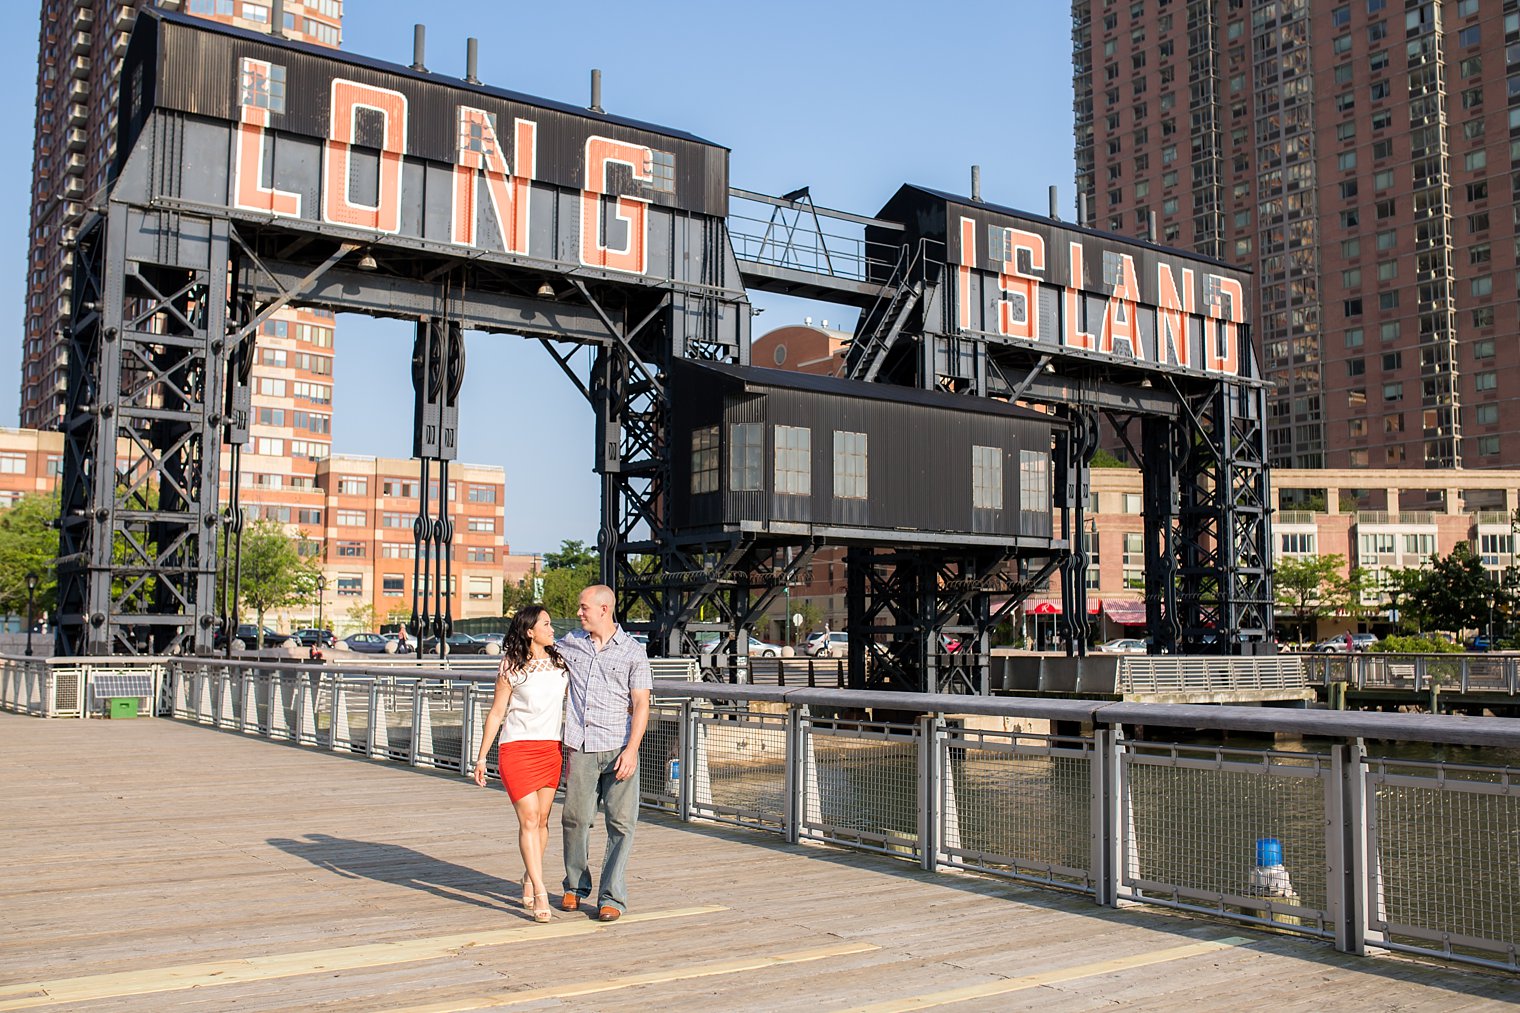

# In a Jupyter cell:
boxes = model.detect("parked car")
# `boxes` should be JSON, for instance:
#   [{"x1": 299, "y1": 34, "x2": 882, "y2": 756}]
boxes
[
  {"x1": 747, "y1": 639, "x2": 783, "y2": 658},
  {"x1": 1097, "y1": 637, "x2": 1148, "y2": 654},
  {"x1": 1312, "y1": 633, "x2": 1379, "y2": 653},
  {"x1": 343, "y1": 632, "x2": 396, "y2": 654},
  {"x1": 214, "y1": 623, "x2": 290, "y2": 650},
  {"x1": 806, "y1": 631, "x2": 849, "y2": 657},
  {"x1": 1466, "y1": 635, "x2": 1493, "y2": 652},
  {"x1": 291, "y1": 628, "x2": 336, "y2": 648},
  {"x1": 421, "y1": 633, "x2": 499, "y2": 655}
]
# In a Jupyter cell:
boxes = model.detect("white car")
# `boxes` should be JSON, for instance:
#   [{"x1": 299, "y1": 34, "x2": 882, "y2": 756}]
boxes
[
  {"x1": 746, "y1": 639, "x2": 783, "y2": 658},
  {"x1": 806, "y1": 631, "x2": 849, "y2": 657},
  {"x1": 1097, "y1": 638, "x2": 1148, "y2": 654}
]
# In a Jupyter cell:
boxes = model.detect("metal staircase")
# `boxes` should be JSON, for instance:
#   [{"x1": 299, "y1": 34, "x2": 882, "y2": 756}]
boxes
[{"x1": 841, "y1": 244, "x2": 924, "y2": 382}]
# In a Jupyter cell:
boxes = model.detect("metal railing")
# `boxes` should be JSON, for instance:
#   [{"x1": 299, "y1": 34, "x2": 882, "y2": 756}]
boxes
[
  {"x1": 0, "y1": 655, "x2": 167, "y2": 718},
  {"x1": 1297, "y1": 652, "x2": 1520, "y2": 695},
  {"x1": 13, "y1": 654, "x2": 1520, "y2": 973}
]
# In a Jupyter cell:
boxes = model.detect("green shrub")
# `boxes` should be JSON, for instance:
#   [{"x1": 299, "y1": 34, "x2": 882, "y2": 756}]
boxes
[{"x1": 1371, "y1": 634, "x2": 1462, "y2": 654}]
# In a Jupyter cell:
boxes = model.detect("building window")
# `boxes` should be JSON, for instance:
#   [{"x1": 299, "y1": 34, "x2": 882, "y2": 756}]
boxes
[
  {"x1": 337, "y1": 477, "x2": 366, "y2": 496},
  {"x1": 336, "y1": 510, "x2": 366, "y2": 526},
  {"x1": 1477, "y1": 435, "x2": 1500, "y2": 457},
  {"x1": 1282, "y1": 529, "x2": 1319, "y2": 553},
  {"x1": 832, "y1": 431, "x2": 868, "y2": 500},
  {"x1": 1019, "y1": 449, "x2": 1049, "y2": 517},
  {"x1": 382, "y1": 480, "x2": 419, "y2": 498},
  {"x1": 336, "y1": 577, "x2": 363, "y2": 597},
  {"x1": 382, "y1": 576, "x2": 405, "y2": 597},
  {"x1": 1123, "y1": 492, "x2": 1143, "y2": 515},
  {"x1": 774, "y1": 426, "x2": 812, "y2": 496},
  {"x1": 1475, "y1": 371, "x2": 1497, "y2": 392},
  {"x1": 729, "y1": 422, "x2": 762, "y2": 492},
  {"x1": 972, "y1": 446, "x2": 1003, "y2": 510},
  {"x1": 297, "y1": 508, "x2": 323, "y2": 525},
  {"x1": 467, "y1": 517, "x2": 497, "y2": 532},
  {"x1": 381, "y1": 512, "x2": 410, "y2": 528},
  {"x1": 0, "y1": 454, "x2": 26, "y2": 474},
  {"x1": 467, "y1": 547, "x2": 496, "y2": 563},
  {"x1": 336, "y1": 541, "x2": 365, "y2": 557},
  {"x1": 467, "y1": 485, "x2": 497, "y2": 504},
  {"x1": 690, "y1": 425, "x2": 719, "y2": 495}
]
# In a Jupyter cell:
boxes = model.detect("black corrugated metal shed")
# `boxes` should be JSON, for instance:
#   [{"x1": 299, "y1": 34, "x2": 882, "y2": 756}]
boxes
[{"x1": 669, "y1": 360, "x2": 1063, "y2": 548}]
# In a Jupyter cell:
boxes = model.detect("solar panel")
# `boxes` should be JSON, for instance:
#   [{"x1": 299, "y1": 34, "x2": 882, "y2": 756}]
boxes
[{"x1": 91, "y1": 673, "x2": 153, "y2": 701}]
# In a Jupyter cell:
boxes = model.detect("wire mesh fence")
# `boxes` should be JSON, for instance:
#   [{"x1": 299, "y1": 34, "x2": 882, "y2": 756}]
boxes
[
  {"x1": 1366, "y1": 758, "x2": 1520, "y2": 970},
  {"x1": 939, "y1": 726, "x2": 1096, "y2": 893},
  {"x1": 801, "y1": 717, "x2": 921, "y2": 859},
  {"x1": 637, "y1": 702, "x2": 683, "y2": 812},
  {"x1": 1120, "y1": 743, "x2": 1333, "y2": 936},
  {"x1": 690, "y1": 702, "x2": 788, "y2": 831}
]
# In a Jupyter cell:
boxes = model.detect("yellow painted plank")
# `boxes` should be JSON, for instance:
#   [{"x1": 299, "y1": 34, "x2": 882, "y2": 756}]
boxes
[
  {"x1": 833, "y1": 936, "x2": 1253, "y2": 1012},
  {"x1": 384, "y1": 941, "x2": 882, "y2": 1013},
  {"x1": 0, "y1": 905, "x2": 726, "y2": 1011}
]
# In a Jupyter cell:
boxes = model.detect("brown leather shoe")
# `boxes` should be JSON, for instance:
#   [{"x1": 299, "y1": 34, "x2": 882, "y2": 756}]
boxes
[
  {"x1": 559, "y1": 893, "x2": 580, "y2": 912},
  {"x1": 598, "y1": 906, "x2": 621, "y2": 922}
]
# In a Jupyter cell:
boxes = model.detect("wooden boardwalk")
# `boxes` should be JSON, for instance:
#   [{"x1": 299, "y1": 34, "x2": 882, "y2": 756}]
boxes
[{"x1": 1, "y1": 713, "x2": 1514, "y2": 1012}]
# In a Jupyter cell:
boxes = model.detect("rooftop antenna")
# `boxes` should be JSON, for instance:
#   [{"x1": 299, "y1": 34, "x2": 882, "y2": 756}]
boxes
[
  {"x1": 1049, "y1": 185, "x2": 1059, "y2": 221},
  {"x1": 590, "y1": 69, "x2": 604, "y2": 113},
  {"x1": 971, "y1": 164, "x2": 982, "y2": 202}
]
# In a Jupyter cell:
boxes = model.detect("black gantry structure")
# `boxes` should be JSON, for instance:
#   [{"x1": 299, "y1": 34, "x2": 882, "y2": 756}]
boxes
[{"x1": 56, "y1": 11, "x2": 1273, "y2": 692}]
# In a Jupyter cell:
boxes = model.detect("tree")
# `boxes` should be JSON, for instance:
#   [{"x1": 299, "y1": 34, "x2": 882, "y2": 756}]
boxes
[
  {"x1": 1412, "y1": 543, "x2": 1505, "y2": 635},
  {"x1": 344, "y1": 602, "x2": 378, "y2": 637},
  {"x1": 541, "y1": 562, "x2": 598, "y2": 619},
  {"x1": 1273, "y1": 554, "x2": 1346, "y2": 641},
  {"x1": 0, "y1": 493, "x2": 59, "y2": 619},
  {"x1": 1380, "y1": 566, "x2": 1433, "y2": 634},
  {"x1": 225, "y1": 519, "x2": 321, "y2": 646},
  {"x1": 1089, "y1": 449, "x2": 1133, "y2": 469},
  {"x1": 544, "y1": 539, "x2": 598, "y2": 571}
]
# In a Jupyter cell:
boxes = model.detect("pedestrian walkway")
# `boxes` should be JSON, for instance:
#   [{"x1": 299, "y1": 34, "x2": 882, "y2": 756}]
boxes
[{"x1": 1, "y1": 714, "x2": 1513, "y2": 1010}]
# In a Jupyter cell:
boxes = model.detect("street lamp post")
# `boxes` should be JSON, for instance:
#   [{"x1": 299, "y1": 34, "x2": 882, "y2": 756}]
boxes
[
  {"x1": 23, "y1": 571, "x2": 39, "y2": 657},
  {"x1": 316, "y1": 574, "x2": 327, "y2": 637}
]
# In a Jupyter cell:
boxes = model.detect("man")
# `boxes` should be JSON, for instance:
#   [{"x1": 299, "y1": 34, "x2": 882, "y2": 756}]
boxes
[{"x1": 557, "y1": 584, "x2": 652, "y2": 922}]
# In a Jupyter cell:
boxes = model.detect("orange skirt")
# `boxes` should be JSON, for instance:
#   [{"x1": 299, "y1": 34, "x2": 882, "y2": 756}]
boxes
[{"x1": 498, "y1": 740, "x2": 563, "y2": 802}]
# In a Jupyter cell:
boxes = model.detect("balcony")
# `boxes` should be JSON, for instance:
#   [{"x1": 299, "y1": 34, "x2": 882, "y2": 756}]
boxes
[
  {"x1": 72, "y1": 5, "x2": 94, "y2": 32},
  {"x1": 68, "y1": 55, "x2": 91, "y2": 81},
  {"x1": 70, "y1": 30, "x2": 91, "y2": 57}
]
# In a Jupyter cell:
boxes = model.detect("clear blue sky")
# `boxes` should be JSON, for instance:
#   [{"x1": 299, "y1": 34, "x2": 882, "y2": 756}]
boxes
[{"x1": 0, "y1": 0, "x2": 1076, "y2": 554}]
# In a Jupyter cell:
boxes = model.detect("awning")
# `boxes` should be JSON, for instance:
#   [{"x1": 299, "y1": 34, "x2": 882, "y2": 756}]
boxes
[
  {"x1": 1020, "y1": 600, "x2": 1100, "y2": 615},
  {"x1": 1103, "y1": 601, "x2": 1149, "y2": 625}
]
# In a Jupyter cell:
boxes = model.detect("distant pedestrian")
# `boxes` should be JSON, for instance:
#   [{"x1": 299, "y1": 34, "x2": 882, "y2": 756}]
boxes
[
  {"x1": 1345, "y1": 631, "x2": 1354, "y2": 653},
  {"x1": 472, "y1": 605, "x2": 570, "y2": 924},
  {"x1": 557, "y1": 584, "x2": 651, "y2": 922}
]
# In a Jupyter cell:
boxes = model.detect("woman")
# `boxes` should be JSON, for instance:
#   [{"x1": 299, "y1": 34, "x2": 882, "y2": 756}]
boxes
[{"x1": 472, "y1": 606, "x2": 568, "y2": 922}]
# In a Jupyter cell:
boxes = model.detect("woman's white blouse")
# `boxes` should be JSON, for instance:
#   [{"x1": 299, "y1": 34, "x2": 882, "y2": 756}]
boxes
[{"x1": 501, "y1": 656, "x2": 568, "y2": 741}]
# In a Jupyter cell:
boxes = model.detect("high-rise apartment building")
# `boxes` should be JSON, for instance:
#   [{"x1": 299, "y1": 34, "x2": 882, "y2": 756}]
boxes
[
  {"x1": 1073, "y1": 0, "x2": 1519, "y2": 473},
  {"x1": 24, "y1": 0, "x2": 342, "y2": 543}
]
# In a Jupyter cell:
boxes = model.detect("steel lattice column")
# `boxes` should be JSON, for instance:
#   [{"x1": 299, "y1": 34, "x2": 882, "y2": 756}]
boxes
[{"x1": 56, "y1": 206, "x2": 230, "y2": 656}]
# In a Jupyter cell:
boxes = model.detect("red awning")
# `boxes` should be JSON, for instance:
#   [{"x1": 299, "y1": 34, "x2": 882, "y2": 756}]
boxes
[
  {"x1": 1103, "y1": 601, "x2": 1149, "y2": 625},
  {"x1": 1021, "y1": 600, "x2": 1101, "y2": 615}
]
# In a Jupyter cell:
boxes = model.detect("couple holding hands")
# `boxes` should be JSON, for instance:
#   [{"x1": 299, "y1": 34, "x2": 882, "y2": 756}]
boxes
[{"x1": 471, "y1": 585, "x2": 652, "y2": 923}]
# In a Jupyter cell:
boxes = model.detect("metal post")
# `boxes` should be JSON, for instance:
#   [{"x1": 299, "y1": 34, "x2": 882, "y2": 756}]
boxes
[
  {"x1": 677, "y1": 699, "x2": 694, "y2": 822},
  {"x1": 918, "y1": 713, "x2": 939, "y2": 872},
  {"x1": 784, "y1": 703, "x2": 804, "y2": 844},
  {"x1": 24, "y1": 572, "x2": 38, "y2": 657},
  {"x1": 1342, "y1": 738, "x2": 1369, "y2": 955},
  {"x1": 465, "y1": 38, "x2": 479, "y2": 84}
]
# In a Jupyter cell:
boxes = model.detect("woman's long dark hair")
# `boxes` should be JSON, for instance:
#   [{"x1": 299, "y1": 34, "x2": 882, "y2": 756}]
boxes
[{"x1": 503, "y1": 605, "x2": 565, "y2": 672}]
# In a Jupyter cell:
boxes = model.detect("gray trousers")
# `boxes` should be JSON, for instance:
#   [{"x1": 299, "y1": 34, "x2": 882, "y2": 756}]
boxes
[{"x1": 561, "y1": 747, "x2": 640, "y2": 912}]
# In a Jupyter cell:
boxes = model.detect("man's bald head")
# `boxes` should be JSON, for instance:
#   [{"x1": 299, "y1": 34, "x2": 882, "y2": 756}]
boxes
[{"x1": 577, "y1": 584, "x2": 617, "y2": 638}]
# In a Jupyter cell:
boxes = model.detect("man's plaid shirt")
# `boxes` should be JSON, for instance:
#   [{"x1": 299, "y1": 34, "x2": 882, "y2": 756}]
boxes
[{"x1": 558, "y1": 626, "x2": 652, "y2": 752}]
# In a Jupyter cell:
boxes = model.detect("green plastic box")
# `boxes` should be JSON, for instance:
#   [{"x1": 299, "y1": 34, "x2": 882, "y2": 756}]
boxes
[{"x1": 108, "y1": 697, "x2": 139, "y2": 719}]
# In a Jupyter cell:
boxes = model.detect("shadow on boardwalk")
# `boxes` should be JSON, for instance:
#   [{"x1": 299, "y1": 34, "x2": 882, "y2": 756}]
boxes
[{"x1": 268, "y1": 833, "x2": 528, "y2": 916}]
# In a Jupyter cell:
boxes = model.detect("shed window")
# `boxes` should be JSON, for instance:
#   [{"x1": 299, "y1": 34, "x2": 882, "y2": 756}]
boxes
[
  {"x1": 690, "y1": 426, "x2": 719, "y2": 494},
  {"x1": 1019, "y1": 450, "x2": 1050, "y2": 515},
  {"x1": 972, "y1": 446, "x2": 1003, "y2": 510},
  {"x1": 729, "y1": 422, "x2": 763, "y2": 491},
  {"x1": 774, "y1": 426, "x2": 812, "y2": 496},
  {"x1": 833, "y1": 431, "x2": 867, "y2": 500}
]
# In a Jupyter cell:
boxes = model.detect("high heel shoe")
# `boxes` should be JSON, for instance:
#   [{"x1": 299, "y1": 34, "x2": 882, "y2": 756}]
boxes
[
  {"x1": 520, "y1": 874, "x2": 533, "y2": 909},
  {"x1": 532, "y1": 892, "x2": 552, "y2": 923}
]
